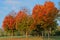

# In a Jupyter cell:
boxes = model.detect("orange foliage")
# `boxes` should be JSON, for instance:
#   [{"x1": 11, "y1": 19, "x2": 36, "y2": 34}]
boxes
[
  {"x1": 2, "y1": 1, "x2": 59, "y2": 31},
  {"x1": 15, "y1": 11, "x2": 27, "y2": 22},
  {"x1": 15, "y1": 11, "x2": 27, "y2": 29},
  {"x1": 32, "y1": 1, "x2": 58, "y2": 29},
  {"x1": 2, "y1": 15, "x2": 15, "y2": 30}
]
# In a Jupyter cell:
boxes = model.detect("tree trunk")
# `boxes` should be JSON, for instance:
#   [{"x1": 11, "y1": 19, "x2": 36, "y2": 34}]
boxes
[
  {"x1": 26, "y1": 31, "x2": 27, "y2": 37},
  {"x1": 42, "y1": 31, "x2": 44, "y2": 40},
  {"x1": 48, "y1": 32, "x2": 49, "y2": 40},
  {"x1": 42, "y1": 31, "x2": 43, "y2": 37},
  {"x1": 12, "y1": 30, "x2": 14, "y2": 36},
  {"x1": 45, "y1": 31, "x2": 46, "y2": 37},
  {"x1": 26, "y1": 31, "x2": 28, "y2": 40}
]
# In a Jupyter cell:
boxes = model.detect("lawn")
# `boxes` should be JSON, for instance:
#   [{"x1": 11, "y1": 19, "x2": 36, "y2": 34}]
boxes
[
  {"x1": 0, "y1": 36, "x2": 60, "y2": 40},
  {"x1": 0, "y1": 36, "x2": 43, "y2": 40}
]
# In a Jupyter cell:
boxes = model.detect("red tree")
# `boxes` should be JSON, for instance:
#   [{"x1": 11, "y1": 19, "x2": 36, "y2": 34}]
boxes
[
  {"x1": 15, "y1": 10, "x2": 27, "y2": 29},
  {"x1": 32, "y1": 1, "x2": 58, "y2": 31},
  {"x1": 2, "y1": 14, "x2": 16, "y2": 36},
  {"x1": 2, "y1": 15, "x2": 15, "y2": 30}
]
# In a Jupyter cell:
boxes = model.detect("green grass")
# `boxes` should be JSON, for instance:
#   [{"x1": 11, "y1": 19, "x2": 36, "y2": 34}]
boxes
[
  {"x1": 44, "y1": 36, "x2": 60, "y2": 40},
  {"x1": 0, "y1": 36, "x2": 60, "y2": 40}
]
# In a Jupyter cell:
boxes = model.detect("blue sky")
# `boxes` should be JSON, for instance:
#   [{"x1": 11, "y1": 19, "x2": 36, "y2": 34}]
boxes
[{"x1": 0, "y1": 0, "x2": 60, "y2": 28}]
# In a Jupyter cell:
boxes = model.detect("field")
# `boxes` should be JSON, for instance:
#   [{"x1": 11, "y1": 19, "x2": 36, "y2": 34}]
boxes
[
  {"x1": 0, "y1": 36, "x2": 43, "y2": 40},
  {"x1": 0, "y1": 36, "x2": 60, "y2": 40}
]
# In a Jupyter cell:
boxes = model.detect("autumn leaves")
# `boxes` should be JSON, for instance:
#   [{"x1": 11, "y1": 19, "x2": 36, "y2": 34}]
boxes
[{"x1": 2, "y1": 1, "x2": 59, "y2": 36}]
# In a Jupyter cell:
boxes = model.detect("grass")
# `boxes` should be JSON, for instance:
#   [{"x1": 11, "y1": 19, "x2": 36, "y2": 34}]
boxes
[
  {"x1": 0, "y1": 36, "x2": 60, "y2": 40},
  {"x1": 44, "y1": 36, "x2": 60, "y2": 40},
  {"x1": 0, "y1": 36, "x2": 43, "y2": 40}
]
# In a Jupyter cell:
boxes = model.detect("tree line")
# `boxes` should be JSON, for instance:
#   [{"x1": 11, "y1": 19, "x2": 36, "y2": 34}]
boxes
[{"x1": 2, "y1": 1, "x2": 60, "y2": 37}]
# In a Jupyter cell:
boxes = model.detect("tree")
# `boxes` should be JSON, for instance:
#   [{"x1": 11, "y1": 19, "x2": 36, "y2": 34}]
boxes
[
  {"x1": 44, "y1": 1, "x2": 59, "y2": 35},
  {"x1": 15, "y1": 10, "x2": 27, "y2": 34},
  {"x1": 15, "y1": 9, "x2": 33, "y2": 37},
  {"x1": 2, "y1": 12, "x2": 16, "y2": 36},
  {"x1": 32, "y1": 1, "x2": 59, "y2": 36}
]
